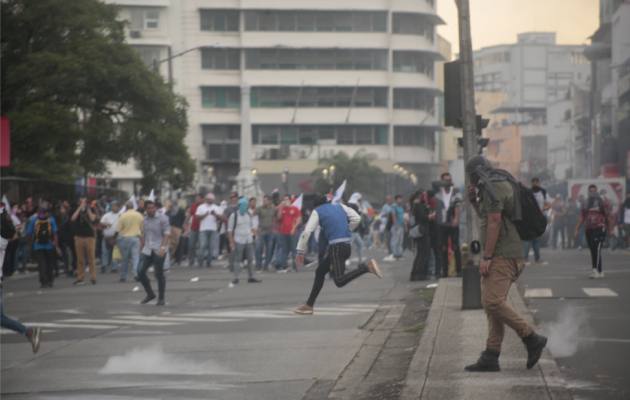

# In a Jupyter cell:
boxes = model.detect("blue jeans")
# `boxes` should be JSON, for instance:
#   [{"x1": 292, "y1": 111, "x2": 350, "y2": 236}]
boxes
[
  {"x1": 390, "y1": 225, "x2": 404, "y2": 258},
  {"x1": 198, "y1": 230, "x2": 217, "y2": 267},
  {"x1": 523, "y1": 239, "x2": 541, "y2": 262},
  {"x1": 255, "y1": 232, "x2": 275, "y2": 269},
  {"x1": 351, "y1": 232, "x2": 364, "y2": 263},
  {"x1": 1, "y1": 287, "x2": 27, "y2": 336},
  {"x1": 101, "y1": 237, "x2": 118, "y2": 270},
  {"x1": 117, "y1": 236, "x2": 140, "y2": 280},
  {"x1": 275, "y1": 233, "x2": 295, "y2": 270}
]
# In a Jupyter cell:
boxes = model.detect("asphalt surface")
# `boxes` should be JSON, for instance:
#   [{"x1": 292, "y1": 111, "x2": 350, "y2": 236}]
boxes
[
  {"x1": 1, "y1": 248, "x2": 415, "y2": 400},
  {"x1": 517, "y1": 248, "x2": 630, "y2": 400}
]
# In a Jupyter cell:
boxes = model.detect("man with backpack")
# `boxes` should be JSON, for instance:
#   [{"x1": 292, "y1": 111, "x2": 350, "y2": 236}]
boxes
[
  {"x1": 227, "y1": 197, "x2": 261, "y2": 287},
  {"x1": 523, "y1": 177, "x2": 550, "y2": 265},
  {"x1": 25, "y1": 205, "x2": 60, "y2": 289},
  {"x1": 464, "y1": 156, "x2": 547, "y2": 373}
]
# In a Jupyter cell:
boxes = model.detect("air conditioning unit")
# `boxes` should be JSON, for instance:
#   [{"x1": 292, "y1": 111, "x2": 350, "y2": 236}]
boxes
[{"x1": 130, "y1": 30, "x2": 142, "y2": 39}]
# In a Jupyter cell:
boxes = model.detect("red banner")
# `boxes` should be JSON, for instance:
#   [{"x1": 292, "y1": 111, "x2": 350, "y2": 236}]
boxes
[{"x1": 0, "y1": 116, "x2": 10, "y2": 167}]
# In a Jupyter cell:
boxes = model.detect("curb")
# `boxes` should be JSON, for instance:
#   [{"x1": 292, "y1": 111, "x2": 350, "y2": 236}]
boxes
[{"x1": 400, "y1": 278, "x2": 573, "y2": 400}]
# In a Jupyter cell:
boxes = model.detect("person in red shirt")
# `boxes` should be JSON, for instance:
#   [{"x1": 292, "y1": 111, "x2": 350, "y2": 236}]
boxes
[
  {"x1": 187, "y1": 194, "x2": 203, "y2": 267},
  {"x1": 575, "y1": 185, "x2": 610, "y2": 279},
  {"x1": 274, "y1": 195, "x2": 301, "y2": 272}
]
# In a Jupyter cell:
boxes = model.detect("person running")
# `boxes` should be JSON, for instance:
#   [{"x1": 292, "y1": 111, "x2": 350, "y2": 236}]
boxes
[
  {"x1": 574, "y1": 185, "x2": 610, "y2": 279},
  {"x1": 464, "y1": 156, "x2": 547, "y2": 372},
  {"x1": 138, "y1": 201, "x2": 171, "y2": 306},
  {"x1": 1, "y1": 206, "x2": 42, "y2": 353},
  {"x1": 293, "y1": 195, "x2": 383, "y2": 315}
]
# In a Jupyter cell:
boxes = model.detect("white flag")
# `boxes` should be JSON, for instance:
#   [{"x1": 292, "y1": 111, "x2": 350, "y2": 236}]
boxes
[
  {"x1": 332, "y1": 180, "x2": 347, "y2": 204},
  {"x1": 130, "y1": 194, "x2": 138, "y2": 210},
  {"x1": 1, "y1": 195, "x2": 10, "y2": 210},
  {"x1": 148, "y1": 189, "x2": 155, "y2": 202},
  {"x1": 292, "y1": 194, "x2": 303, "y2": 210}
]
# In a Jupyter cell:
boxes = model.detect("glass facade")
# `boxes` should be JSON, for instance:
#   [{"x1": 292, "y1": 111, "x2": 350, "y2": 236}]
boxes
[
  {"x1": 393, "y1": 51, "x2": 435, "y2": 76},
  {"x1": 202, "y1": 125, "x2": 240, "y2": 161},
  {"x1": 392, "y1": 13, "x2": 434, "y2": 41},
  {"x1": 394, "y1": 126, "x2": 435, "y2": 149},
  {"x1": 244, "y1": 10, "x2": 387, "y2": 32},
  {"x1": 201, "y1": 87, "x2": 241, "y2": 108},
  {"x1": 252, "y1": 125, "x2": 388, "y2": 145},
  {"x1": 200, "y1": 10, "x2": 239, "y2": 31},
  {"x1": 393, "y1": 88, "x2": 435, "y2": 112},
  {"x1": 201, "y1": 48, "x2": 240, "y2": 70},
  {"x1": 246, "y1": 49, "x2": 388, "y2": 70},
  {"x1": 250, "y1": 87, "x2": 387, "y2": 108}
]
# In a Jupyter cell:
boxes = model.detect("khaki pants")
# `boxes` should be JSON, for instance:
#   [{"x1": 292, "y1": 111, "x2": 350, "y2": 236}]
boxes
[
  {"x1": 75, "y1": 236, "x2": 96, "y2": 281},
  {"x1": 169, "y1": 227, "x2": 182, "y2": 255},
  {"x1": 481, "y1": 257, "x2": 533, "y2": 352}
]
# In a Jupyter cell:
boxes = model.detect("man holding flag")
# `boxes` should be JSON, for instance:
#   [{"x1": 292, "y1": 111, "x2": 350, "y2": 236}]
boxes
[{"x1": 293, "y1": 194, "x2": 383, "y2": 315}]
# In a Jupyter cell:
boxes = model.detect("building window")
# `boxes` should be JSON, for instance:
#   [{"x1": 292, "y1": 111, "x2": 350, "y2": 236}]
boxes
[
  {"x1": 244, "y1": 11, "x2": 387, "y2": 32},
  {"x1": 133, "y1": 45, "x2": 163, "y2": 68},
  {"x1": 201, "y1": 48, "x2": 240, "y2": 70},
  {"x1": 246, "y1": 49, "x2": 387, "y2": 70},
  {"x1": 392, "y1": 13, "x2": 434, "y2": 41},
  {"x1": 250, "y1": 87, "x2": 387, "y2": 108},
  {"x1": 202, "y1": 125, "x2": 240, "y2": 161},
  {"x1": 201, "y1": 87, "x2": 240, "y2": 108},
  {"x1": 393, "y1": 51, "x2": 434, "y2": 76},
  {"x1": 394, "y1": 126, "x2": 435, "y2": 149},
  {"x1": 144, "y1": 10, "x2": 160, "y2": 29},
  {"x1": 393, "y1": 89, "x2": 435, "y2": 111},
  {"x1": 200, "y1": 10, "x2": 239, "y2": 31},
  {"x1": 252, "y1": 125, "x2": 388, "y2": 145}
]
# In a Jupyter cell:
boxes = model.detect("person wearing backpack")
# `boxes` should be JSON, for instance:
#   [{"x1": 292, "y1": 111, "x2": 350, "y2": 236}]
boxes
[
  {"x1": 227, "y1": 197, "x2": 261, "y2": 287},
  {"x1": 523, "y1": 177, "x2": 550, "y2": 266},
  {"x1": 464, "y1": 156, "x2": 547, "y2": 373},
  {"x1": 574, "y1": 185, "x2": 610, "y2": 279},
  {"x1": 25, "y1": 205, "x2": 60, "y2": 288}
]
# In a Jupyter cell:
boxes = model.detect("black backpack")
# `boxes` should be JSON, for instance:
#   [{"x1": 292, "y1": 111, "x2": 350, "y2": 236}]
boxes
[
  {"x1": 34, "y1": 219, "x2": 53, "y2": 244},
  {"x1": 511, "y1": 183, "x2": 547, "y2": 241}
]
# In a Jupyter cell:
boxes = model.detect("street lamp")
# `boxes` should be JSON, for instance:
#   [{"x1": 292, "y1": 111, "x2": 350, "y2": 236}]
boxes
[{"x1": 282, "y1": 167, "x2": 289, "y2": 195}]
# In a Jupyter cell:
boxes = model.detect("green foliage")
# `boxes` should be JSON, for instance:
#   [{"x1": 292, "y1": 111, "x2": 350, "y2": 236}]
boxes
[
  {"x1": 312, "y1": 151, "x2": 385, "y2": 203},
  {"x1": 1, "y1": 0, "x2": 194, "y2": 189}
]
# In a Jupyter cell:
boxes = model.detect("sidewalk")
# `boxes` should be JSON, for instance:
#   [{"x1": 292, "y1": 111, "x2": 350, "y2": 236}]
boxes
[{"x1": 401, "y1": 278, "x2": 571, "y2": 400}]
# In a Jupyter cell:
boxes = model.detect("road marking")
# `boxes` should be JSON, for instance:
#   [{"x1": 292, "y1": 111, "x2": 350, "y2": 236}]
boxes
[
  {"x1": 1, "y1": 329, "x2": 57, "y2": 335},
  {"x1": 59, "y1": 318, "x2": 179, "y2": 326},
  {"x1": 524, "y1": 288, "x2": 553, "y2": 298},
  {"x1": 582, "y1": 288, "x2": 618, "y2": 297},
  {"x1": 115, "y1": 315, "x2": 241, "y2": 323},
  {"x1": 24, "y1": 322, "x2": 119, "y2": 330}
]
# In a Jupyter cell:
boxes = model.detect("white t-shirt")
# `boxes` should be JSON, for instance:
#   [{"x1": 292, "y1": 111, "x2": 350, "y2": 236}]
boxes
[
  {"x1": 100, "y1": 211, "x2": 120, "y2": 238},
  {"x1": 196, "y1": 203, "x2": 220, "y2": 231}
]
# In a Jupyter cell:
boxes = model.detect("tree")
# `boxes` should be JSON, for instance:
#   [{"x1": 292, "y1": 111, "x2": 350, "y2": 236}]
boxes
[
  {"x1": 1, "y1": 0, "x2": 194, "y2": 189},
  {"x1": 312, "y1": 151, "x2": 385, "y2": 203}
]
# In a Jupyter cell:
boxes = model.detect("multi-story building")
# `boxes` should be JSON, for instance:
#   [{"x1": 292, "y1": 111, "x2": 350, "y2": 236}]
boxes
[
  {"x1": 473, "y1": 32, "x2": 590, "y2": 181},
  {"x1": 104, "y1": 0, "x2": 445, "y2": 197}
]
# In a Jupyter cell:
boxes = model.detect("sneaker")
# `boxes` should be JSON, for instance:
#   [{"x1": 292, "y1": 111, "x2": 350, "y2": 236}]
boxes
[
  {"x1": 119, "y1": 278, "x2": 127, "y2": 283},
  {"x1": 367, "y1": 259, "x2": 383, "y2": 278},
  {"x1": 534, "y1": 260, "x2": 549, "y2": 266},
  {"x1": 27, "y1": 327, "x2": 42, "y2": 354},
  {"x1": 589, "y1": 269, "x2": 598, "y2": 279},
  {"x1": 597, "y1": 271, "x2": 605, "y2": 278},
  {"x1": 140, "y1": 294, "x2": 156, "y2": 304},
  {"x1": 90, "y1": 279, "x2": 96, "y2": 285},
  {"x1": 276, "y1": 268, "x2": 288, "y2": 274},
  {"x1": 73, "y1": 280, "x2": 85, "y2": 286},
  {"x1": 383, "y1": 254, "x2": 396, "y2": 262},
  {"x1": 524, "y1": 261, "x2": 532, "y2": 267},
  {"x1": 156, "y1": 299, "x2": 165, "y2": 306},
  {"x1": 248, "y1": 278, "x2": 261, "y2": 283},
  {"x1": 522, "y1": 332, "x2": 547, "y2": 369},
  {"x1": 464, "y1": 350, "x2": 500, "y2": 372},
  {"x1": 293, "y1": 304, "x2": 314, "y2": 315}
]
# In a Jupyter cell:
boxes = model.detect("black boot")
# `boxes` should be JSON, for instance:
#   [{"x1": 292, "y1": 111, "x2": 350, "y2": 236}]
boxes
[
  {"x1": 522, "y1": 332, "x2": 547, "y2": 369},
  {"x1": 464, "y1": 350, "x2": 500, "y2": 372}
]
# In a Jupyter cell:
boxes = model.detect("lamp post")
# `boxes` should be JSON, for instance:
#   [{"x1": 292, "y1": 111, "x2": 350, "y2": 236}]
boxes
[{"x1": 281, "y1": 167, "x2": 289, "y2": 195}]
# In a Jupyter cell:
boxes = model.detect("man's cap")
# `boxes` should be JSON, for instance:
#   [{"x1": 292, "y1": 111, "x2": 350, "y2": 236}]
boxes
[{"x1": 465, "y1": 155, "x2": 491, "y2": 175}]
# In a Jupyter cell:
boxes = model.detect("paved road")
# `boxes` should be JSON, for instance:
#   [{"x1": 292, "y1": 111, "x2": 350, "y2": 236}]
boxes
[
  {"x1": 517, "y1": 248, "x2": 630, "y2": 400},
  {"x1": 1, "y1": 250, "x2": 405, "y2": 400}
]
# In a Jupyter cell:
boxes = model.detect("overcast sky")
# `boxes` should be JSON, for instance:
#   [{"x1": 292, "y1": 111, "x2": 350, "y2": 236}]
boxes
[{"x1": 437, "y1": 0, "x2": 599, "y2": 55}]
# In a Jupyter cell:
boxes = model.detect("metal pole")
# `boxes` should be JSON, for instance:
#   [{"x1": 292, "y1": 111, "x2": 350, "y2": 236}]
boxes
[{"x1": 457, "y1": 0, "x2": 482, "y2": 309}]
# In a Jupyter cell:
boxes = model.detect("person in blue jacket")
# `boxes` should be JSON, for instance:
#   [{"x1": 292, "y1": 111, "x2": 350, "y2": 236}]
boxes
[{"x1": 294, "y1": 195, "x2": 382, "y2": 315}]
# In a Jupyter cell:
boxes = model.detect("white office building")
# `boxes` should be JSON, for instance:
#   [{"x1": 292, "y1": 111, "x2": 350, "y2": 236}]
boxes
[{"x1": 104, "y1": 0, "x2": 445, "y2": 196}]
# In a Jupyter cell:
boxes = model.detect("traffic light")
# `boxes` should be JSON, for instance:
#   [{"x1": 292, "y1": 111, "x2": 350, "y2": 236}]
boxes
[{"x1": 444, "y1": 60, "x2": 462, "y2": 128}]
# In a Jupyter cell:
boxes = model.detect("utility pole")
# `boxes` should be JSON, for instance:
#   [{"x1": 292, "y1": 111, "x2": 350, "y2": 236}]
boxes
[{"x1": 457, "y1": 0, "x2": 482, "y2": 310}]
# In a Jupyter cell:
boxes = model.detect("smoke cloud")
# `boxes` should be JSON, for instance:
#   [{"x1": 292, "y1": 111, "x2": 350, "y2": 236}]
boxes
[
  {"x1": 99, "y1": 345, "x2": 239, "y2": 376},
  {"x1": 542, "y1": 305, "x2": 590, "y2": 358}
]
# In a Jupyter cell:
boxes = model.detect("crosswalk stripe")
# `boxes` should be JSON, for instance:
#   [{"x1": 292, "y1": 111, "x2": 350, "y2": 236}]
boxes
[
  {"x1": 59, "y1": 318, "x2": 179, "y2": 326},
  {"x1": 582, "y1": 288, "x2": 618, "y2": 297},
  {"x1": 180, "y1": 311, "x2": 293, "y2": 319},
  {"x1": 115, "y1": 315, "x2": 243, "y2": 323},
  {"x1": 23, "y1": 322, "x2": 119, "y2": 330},
  {"x1": 524, "y1": 288, "x2": 553, "y2": 298}
]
